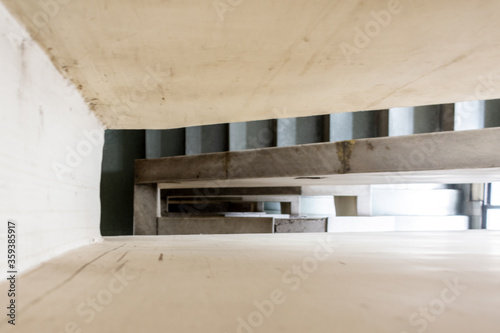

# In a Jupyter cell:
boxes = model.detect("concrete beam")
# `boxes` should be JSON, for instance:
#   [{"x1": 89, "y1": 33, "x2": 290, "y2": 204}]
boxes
[
  {"x1": 136, "y1": 128, "x2": 500, "y2": 185},
  {"x1": 158, "y1": 217, "x2": 274, "y2": 235},
  {"x1": 133, "y1": 183, "x2": 159, "y2": 235},
  {"x1": 6, "y1": 1, "x2": 500, "y2": 129},
  {"x1": 162, "y1": 187, "x2": 302, "y2": 197},
  {"x1": 275, "y1": 218, "x2": 328, "y2": 233}
]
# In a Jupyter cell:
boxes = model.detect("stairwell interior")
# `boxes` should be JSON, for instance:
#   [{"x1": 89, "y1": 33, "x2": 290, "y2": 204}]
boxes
[{"x1": 101, "y1": 101, "x2": 500, "y2": 236}]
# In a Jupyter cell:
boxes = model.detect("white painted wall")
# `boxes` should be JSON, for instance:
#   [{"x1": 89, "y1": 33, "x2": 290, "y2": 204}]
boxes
[
  {"x1": 0, "y1": 4, "x2": 104, "y2": 273},
  {"x1": 328, "y1": 216, "x2": 469, "y2": 232}
]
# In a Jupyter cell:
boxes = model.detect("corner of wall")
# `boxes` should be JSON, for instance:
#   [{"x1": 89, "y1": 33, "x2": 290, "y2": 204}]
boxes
[{"x1": 0, "y1": 3, "x2": 105, "y2": 274}]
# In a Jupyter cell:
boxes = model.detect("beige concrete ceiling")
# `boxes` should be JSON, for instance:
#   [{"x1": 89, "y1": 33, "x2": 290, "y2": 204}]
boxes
[{"x1": 3, "y1": 0, "x2": 500, "y2": 129}]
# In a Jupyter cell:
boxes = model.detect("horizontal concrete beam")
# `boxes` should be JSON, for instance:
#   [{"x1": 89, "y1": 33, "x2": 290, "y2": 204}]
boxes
[
  {"x1": 161, "y1": 187, "x2": 302, "y2": 197},
  {"x1": 275, "y1": 218, "x2": 328, "y2": 233},
  {"x1": 136, "y1": 128, "x2": 500, "y2": 186},
  {"x1": 7, "y1": 1, "x2": 500, "y2": 129},
  {"x1": 158, "y1": 217, "x2": 274, "y2": 235}
]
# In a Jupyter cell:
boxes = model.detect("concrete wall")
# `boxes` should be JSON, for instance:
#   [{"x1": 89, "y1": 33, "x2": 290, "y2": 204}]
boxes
[
  {"x1": 100, "y1": 130, "x2": 145, "y2": 236},
  {"x1": 0, "y1": 4, "x2": 104, "y2": 273}
]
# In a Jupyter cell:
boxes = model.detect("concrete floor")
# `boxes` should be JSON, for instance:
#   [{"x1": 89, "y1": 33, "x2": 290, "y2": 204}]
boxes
[{"x1": 1, "y1": 231, "x2": 499, "y2": 332}]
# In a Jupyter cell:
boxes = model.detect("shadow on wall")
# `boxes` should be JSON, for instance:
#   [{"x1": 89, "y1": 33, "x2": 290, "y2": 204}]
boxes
[{"x1": 100, "y1": 130, "x2": 145, "y2": 236}]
